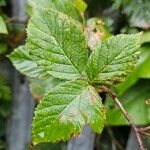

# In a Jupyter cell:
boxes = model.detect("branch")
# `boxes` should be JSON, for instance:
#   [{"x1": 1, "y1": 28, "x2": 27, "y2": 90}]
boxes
[
  {"x1": 138, "y1": 130, "x2": 150, "y2": 138},
  {"x1": 138, "y1": 126, "x2": 150, "y2": 138},
  {"x1": 139, "y1": 126, "x2": 150, "y2": 132},
  {"x1": 98, "y1": 86, "x2": 145, "y2": 150}
]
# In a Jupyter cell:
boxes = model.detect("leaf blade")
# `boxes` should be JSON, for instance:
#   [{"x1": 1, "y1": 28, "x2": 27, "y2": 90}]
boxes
[
  {"x1": 86, "y1": 34, "x2": 141, "y2": 85},
  {"x1": 27, "y1": 9, "x2": 88, "y2": 80},
  {"x1": 32, "y1": 80, "x2": 106, "y2": 144},
  {"x1": 8, "y1": 45, "x2": 44, "y2": 78},
  {"x1": 31, "y1": 0, "x2": 83, "y2": 22},
  {"x1": 0, "y1": 16, "x2": 7, "y2": 34}
]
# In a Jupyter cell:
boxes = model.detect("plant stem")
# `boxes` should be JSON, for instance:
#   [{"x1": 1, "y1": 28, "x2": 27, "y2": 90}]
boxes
[
  {"x1": 98, "y1": 86, "x2": 145, "y2": 150},
  {"x1": 138, "y1": 130, "x2": 150, "y2": 138},
  {"x1": 139, "y1": 126, "x2": 150, "y2": 131},
  {"x1": 112, "y1": 95, "x2": 144, "y2": 150}
]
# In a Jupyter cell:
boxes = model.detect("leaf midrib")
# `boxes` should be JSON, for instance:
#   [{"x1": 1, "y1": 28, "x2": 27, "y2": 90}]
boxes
[
  {"x1": 38, "y1": 10, "x2": 82, "y2": 76},
  {"x1": 57, "y1": 85, "x2": 89, "y2": 121},
  {"x1": 34, "y1": 84, "x2": 89, "y2": 127}
]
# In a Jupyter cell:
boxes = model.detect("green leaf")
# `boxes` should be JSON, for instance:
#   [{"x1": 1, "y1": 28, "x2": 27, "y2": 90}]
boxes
[
  {"x1": 0, "y1": 0, "x2": 6, "y2": 6},
  {"x1": 29, "y1": 77, "x2": 61, "y2": 99},
  {"x1": 0, "y1": 75, "x2": 11, "y2": 101},
  {"x1": 113, "y1": 0, "x2": 150, "y2": 29},
  {"x1": 124, "y1": 0, "x2": 150, "y2": 29},
  {"x1": 117, "y1": 45, "x2": 150, "y2": 95},
  {"x1": 112, "y1": 0, "x2": 122, "y2": 9},
  {"x1": 0, "y1": 43, "x2": 7, "y2": 54},
  {"x1": 32, "y1": 80, "x2": 106, "y2": 144},
  {"x1": 32, "y1": 0, "x2": 83, "y2": 22},
  {"x1": 132, "y1": 45, "x2": 150, "y2": 79},
  {"x1": 72, "y1": 0, "x2": 87, "y2": 14},
  {"x1": 27, "y1": 9, "x2": 88, "y2": 80},
  {"x1": 141, "y1": 31, "x2": 150, "y2": 43},
  {"x1": 106, "y1": 79, "x2": 150, "y2": 125},
  {"x1": 138, "y1": 57, "x2": 150, "y2": 79},
  {"x1": 0, "y1": 16, "x2": 7, "y2": 34},
  {"x1": 0, "y1": 140, "x2": 5, "y2": 149},
  {"x1": 8, "y1": 45, "x2": 45, "y2": 78},
  {"x1": 86, "y1": 34, "x2": 141, "y2": 85}
]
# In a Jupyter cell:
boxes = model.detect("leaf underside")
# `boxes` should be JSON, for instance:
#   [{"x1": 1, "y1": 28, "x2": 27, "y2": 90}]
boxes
[
  {"x1": 32, "y1": 80, "x2": 106, "y2": 144},
  {"x1": 86, "y1": 34, "x2": 141, "y2": 85},
  {"x1": 27, "y1": 8, "x2": 88, "y2": 80}
]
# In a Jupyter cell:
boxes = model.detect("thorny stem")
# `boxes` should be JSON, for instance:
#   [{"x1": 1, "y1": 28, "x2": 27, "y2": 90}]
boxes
[{"x1": 98, "y1": 86, "x2": 145, "y2": 150}]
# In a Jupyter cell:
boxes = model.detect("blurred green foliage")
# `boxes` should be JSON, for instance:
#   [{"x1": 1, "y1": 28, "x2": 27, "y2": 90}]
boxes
[
  {"x1": 0, "y1": 75, "x2": 11, "y2": 150},
  {"x1": 106, "y1": 79, "x2": 150, "y2": 125},
  {"x1": 113, "y1": 0, "x2": 150, "y2": 29},
  {"x1": 0, "y1": 0, "x2": 6, "y2": 7},
  {"x1": 0, "y1": 16, "x2": 7, "y2": 34}
]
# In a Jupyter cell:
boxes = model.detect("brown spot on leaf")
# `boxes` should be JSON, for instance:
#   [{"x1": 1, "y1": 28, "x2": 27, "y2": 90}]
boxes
[
  {"x1": 87, "y1": 93, "x2": 97, "y2": 104},
  {"x1": 55, "y1": 139, "x2": 62, "y2": 143},
  {"x1": 70, "y1": 132, "x2": 80, "y2": 139},
  {"x1": 70, "y1": 133, "x2": 75, "y2": 139}
]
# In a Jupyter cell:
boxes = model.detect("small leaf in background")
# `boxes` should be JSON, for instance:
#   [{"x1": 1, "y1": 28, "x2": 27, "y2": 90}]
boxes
[
  {"x1": 0, "y1": 75, "x2": 11, "y2": 101},
  {"x1": 0, "y1": 16, "x2": 7, "y2": 34},
  {"x1": 0, "y1": 75, "x2": 11, "y2": 149},
  {"x1": 27, "y1": 9, "x2": 88, "y2": 80},
  {"x1": 126, "y1": 0, "x2": 150, "y2": 29},
  {"x1": 72, "y1": 0, "x2": 87, "y2": 14},
  {"x1": 113, "y1": 0, "x2": 150, "y2": 29},
  {"x1": 86, "y1": 34, "x2": 141, "y2": 85},
  {"x1": 85, "y1": 18, "x2": 111, "y2": 50},
  {"x1": 0, "y1": 0, "x2": 6, "y2": 6},
  {"x1": 32, "y1": 80, "x2": 106, "y2": 144},
  {"x1": 141, "y1": 31, "x2": 150, "y2": 44},
  {"x1": 0, "y1": 43, "x2": 7, "y2": 54},
  {"x1": 8, "y1": 46, "x2": 45, "y2": 78},
  {"x1": 106, "y1": 79, "x2": 150, "y2": 125},
  {"x1": 112, "y1": 0, "x2": 122, "y2": 9},
  {"x1": 31, "y1": 0, "x2": 83, "y2": 22},
  {"x1": 0, "y1": 140, "x2": 5, "y2": 149}
]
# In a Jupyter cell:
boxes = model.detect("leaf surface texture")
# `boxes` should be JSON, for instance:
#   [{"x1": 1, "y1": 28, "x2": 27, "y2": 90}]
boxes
[
  {"x1": 27, "y1": 9, "x2": 88, "y2": 80},
  {"x1": 32, "y1": 80, "x2": 106, "y2": 143},
  {"x1": 86, "y1": 34, "x2": 141, "y2": 85}
]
